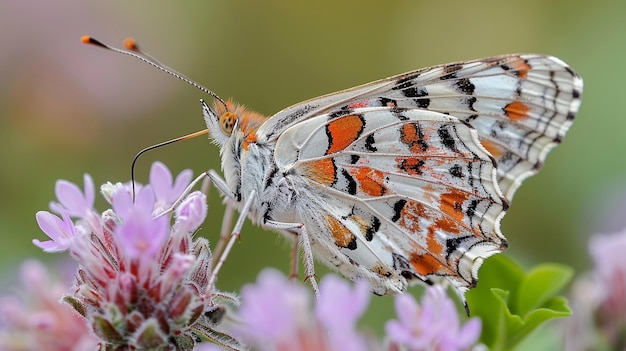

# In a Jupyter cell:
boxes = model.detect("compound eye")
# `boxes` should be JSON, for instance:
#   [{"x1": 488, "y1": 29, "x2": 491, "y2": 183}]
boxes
[{"x1": 219, "y1": 112, "x2": 237, "y2": 136}]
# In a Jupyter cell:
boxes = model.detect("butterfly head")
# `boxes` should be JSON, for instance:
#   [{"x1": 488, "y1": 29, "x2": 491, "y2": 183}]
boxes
[{"x1": 202, "y1": 99, "x2": 268, "y2": 147}]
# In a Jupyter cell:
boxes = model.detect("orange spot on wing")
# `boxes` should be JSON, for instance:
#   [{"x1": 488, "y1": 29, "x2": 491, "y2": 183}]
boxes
[
  {"x1": 440, "y1": 189, "x2": 470, "y2": 223},
  {"x1": 398, "y1": 200, "x2": 426, "y2": 234},
  {"x1": 480, "y1": 139, "x2": 504, "y2": 159},
  {"x1": 372, "y1": 265, "x2": 393, "y2": 277},
  {"x1": 504, "y1": 101, "x2": 530, "y2": 121},
  {"x1": 426, "y1": 231, "x2": 444, "y2": 256},
  {"x1": 409, "y1": 252, "x2": 445, "y2": 276},
  {"x1": 326, "y1": 115, "x2": 364, "y2": 154},
  {"x1": 347, "y1": 100, "x2": 369, "y2": 109},
  {"x1": 302, "y1": 158, "x2": 336, "y2": 186},
  {"x1": 434, "y1": 217, "x2": 461, "y2": 235},
  {"x1": 397, "y1": 157, "x2": 425, "y2": 176},
  {"x1": 353, "y1": 167, "x2": 387, "y2": 196},
  {"x1": 400, "y1": 123, "x2": 427, "y2": 153},
  {"x1": 352, "y1": 215, "x2": 369, "y2": 234},
  {"x1": 326, "y1": 215, "x2": 356, "y2": 249},
  {"x1": 510, "y1": 60, "x2": 531, "y2": 79}
]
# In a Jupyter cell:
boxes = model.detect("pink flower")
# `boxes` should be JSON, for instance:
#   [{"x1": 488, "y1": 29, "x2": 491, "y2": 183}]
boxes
[
  {"x1": 317, "y1": 275, "x2": 371, "y2": 351},
  {"x1": 31, "y1": 162, "x2": 241, "y2": 350},
  {"x1": 175, "y1": 191, "x2": 208, "y2": 233},
  {"x1": 112, "y1": 186, "x2": 169, "y2": 263},
  {"x1": 385, "y1": 286, "x2": 481, "y2": 351},
  {"x1": 564, "y1": 229, "x2": 626, "y2": 350},
  {"x1": 234, "y1": 269, "x2": 373, "y2": 351},
  {"x1": 150, "y1": 161, "x2": 193, "y2": 213},
  {"x1": 50, "y1": 173, "x2": 95, "y2": 218},
  {"x1": 0, "y1": 260, "x2": 99, "y2": 351},
  {"x1": 32, "y1": 210, "x2": 80, "y2": 252}
]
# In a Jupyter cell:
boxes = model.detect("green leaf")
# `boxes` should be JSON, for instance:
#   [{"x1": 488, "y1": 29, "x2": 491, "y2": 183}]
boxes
[
  {"x1": 514, "y1": 264, "x2": 574, "y2": 316},
  {"x1": 465, "y1": 255, "x2": 573, "y2": 351}
]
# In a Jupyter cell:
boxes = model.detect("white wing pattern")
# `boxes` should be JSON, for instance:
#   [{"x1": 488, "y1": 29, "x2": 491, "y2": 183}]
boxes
[{"x1": 205, "y1": 54, "x2": 582, "y2": 299}]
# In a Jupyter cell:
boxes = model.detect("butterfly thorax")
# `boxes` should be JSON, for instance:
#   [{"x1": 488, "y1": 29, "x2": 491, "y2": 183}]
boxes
[{"x1": 213, "y1": 101, "x2": 299, "y2": 225}]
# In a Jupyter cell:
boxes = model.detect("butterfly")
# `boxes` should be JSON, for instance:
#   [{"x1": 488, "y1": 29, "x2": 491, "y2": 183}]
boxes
[{"x1": 83, "y1": 37, "x2": 583, "y2": 301}]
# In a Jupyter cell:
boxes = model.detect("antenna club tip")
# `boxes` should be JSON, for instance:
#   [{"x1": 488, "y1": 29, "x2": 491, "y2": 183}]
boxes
[
  {"x1": 124, "y1": 38, "x2": 138, "y2": 51},
  {"x1": 82, "y1": 36, "x2": 108, "y2": 49}
]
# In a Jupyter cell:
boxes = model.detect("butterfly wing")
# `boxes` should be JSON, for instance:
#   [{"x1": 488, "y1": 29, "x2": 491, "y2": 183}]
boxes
[
  {"x1": 261, "y1": 54, "x2": 583, "y2": 200},
  {"x1": 274, "y1": 107, "x2": 508, "y2": 296}
]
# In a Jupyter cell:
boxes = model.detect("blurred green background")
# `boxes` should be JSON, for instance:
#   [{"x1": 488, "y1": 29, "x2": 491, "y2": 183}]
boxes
[{"x1": 1, "y1": 0, "x2": 624, "y2": 343}]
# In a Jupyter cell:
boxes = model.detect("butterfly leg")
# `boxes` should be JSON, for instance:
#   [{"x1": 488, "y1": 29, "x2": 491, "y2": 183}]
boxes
[
  {"x1": 154, "y1": 169, "x2": 236, "y2": 219},
  {"x1": 288, "y1": 232, "x2": 300, "y2": 281},
  {"x1": 207, "y1": 189, "x2": 257, "y2": 290},
  {"x1": 265, "y1": 220, "x2": 319, "y2": 296},
  {"x1": 211, "y1": 200, "x2": 236, "y2": 268},
  {"x1": 153, "y1": 169, "x2": 244, "y2": 287}
]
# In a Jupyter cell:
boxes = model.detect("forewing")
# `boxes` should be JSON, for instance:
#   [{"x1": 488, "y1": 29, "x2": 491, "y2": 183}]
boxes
[
  {"x1": 263, "y1": 54, "x2": 582, "y2": 200},
  {"x1": 274, "y1": 108, "x2": 508, "y2": 296}
]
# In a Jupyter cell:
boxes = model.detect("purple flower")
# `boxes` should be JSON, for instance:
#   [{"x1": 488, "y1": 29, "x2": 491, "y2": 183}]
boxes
[
  {"x1": 33, "y1": 210, "x2": 81, "y2": 252},
  {"x1": 317, "y1": 275, "x2": 371, "y2": 351},
  {"x1": 31, "y1": 162, "x2": 241, "y2": 351},
  {"x1": 50, "y1": 173, "x2": 95, "y2": 218},
  {"x1": 112, "y1": 186, "x2": 168, "y2": 263},
  {"x1": 236, "y1": 269, "x2": 309, "y2": 345},
  {"x1": 194, "y1": 344, "x2": 228, "y2": 351},
  {"x1": 0, "y1": 260, "x2": 99, "y2": 351},
  {"x1": 385, "y1": 286, "x2": 481, "y2": 351},
  {"x1": 564, "y1": 230, "x2": 626, "y2": 350},
  {"x1": 234, "y1": 269, "x2": 373, "y2": 351},
  {"x1": 175, "y1": 191, "x2": 208, "y2": 233},
  {"x1": 150, "y1": 161, "x2": 193, "y2": 212}
]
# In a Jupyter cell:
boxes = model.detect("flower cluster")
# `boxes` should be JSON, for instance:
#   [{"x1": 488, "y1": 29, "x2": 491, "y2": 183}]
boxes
[
  {"x1": 0, "y1": 260, "x2": 99, "y2": 350},
  {"x1": 228, "y1": 268, "x2": 481, "y2": 351},
  {"x1": 563, "y1": 227, "x2": 626, "y2": 350},
  {"x1": 31, "y1": 162, "x2": 240, "y2": 351},
  {"x1": 232, "y1": 269, "x2": 371, "y2": 351},
  {"x1": 386, "y1": 286, "x2": 481, "y2": 351},
  {"x1": 1, "y1": 161, "x2": 483, "y2": 351}
]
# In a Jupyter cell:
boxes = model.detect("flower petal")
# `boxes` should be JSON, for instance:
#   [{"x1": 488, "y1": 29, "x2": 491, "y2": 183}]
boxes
[
  {"x1": 54, "y1": 174, "x2": 95, "y2": 217},
  {"x1": 175, "y1": 191, "x2": 207, "y2": 233},
  {"x1": 317, "y1": 275, "x2": 370, "y2": 330},
  {"x1": 33, "y1": 211, "x2": 77, "y2": 252},
  {"x1": 171, "y1": 169, "x2": 193, "y2": 201},
  {"x1": 150, "y1": 161, "x2": 173, "y2": 203}
]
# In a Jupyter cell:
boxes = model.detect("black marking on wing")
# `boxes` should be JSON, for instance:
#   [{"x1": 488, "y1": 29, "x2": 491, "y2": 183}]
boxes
[
  {"x1": 392, "y1": 199, "x2": 407, "y2": 222},
  {"x1": 329, "y1": 106, "x2": 354, "y2": 119},
  {"x1": 364, "y1": 134, "x2": 377, "y2": 152},
  {"x1": 438, "y1": 125, "x2": 458, "y2": 152},
  {"x1": 449, "y1": 164, "x2": 463, "y2": 178},
  {"x1": 399, "y1": 158, "x2": 425, "y2": 175},
  {"x1": 341, "y1": 168, "x2": 357, "y2": 195},
  {"x1": 364, "y1": 216, "x2": 381, "y2": 241},
  {"x1": 454, "y1": 78, "x2": 475, "y2": 95}
]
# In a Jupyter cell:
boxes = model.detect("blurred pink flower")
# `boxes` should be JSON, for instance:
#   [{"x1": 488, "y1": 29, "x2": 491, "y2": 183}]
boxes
[
  {"x1": 234, "y1": 269, "x2": 373, "y2": 351},
  {"x1": 564, "y1": 228, "x2": 626, "y2": 350},
  {"x1": 0, "y1": 260, "x2": 99, "y2": 351},
  {"x1": 385, "y1": 286, "x2": 481, "y2": 351}
]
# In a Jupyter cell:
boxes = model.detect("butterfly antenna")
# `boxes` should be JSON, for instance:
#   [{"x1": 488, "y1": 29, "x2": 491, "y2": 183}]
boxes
[
  {"x1": 130, "y1": 129, "x2": 210, "y2": 200},
  {"x1": 81, "y1": 36, "x2": 228, "y2": 110}
]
